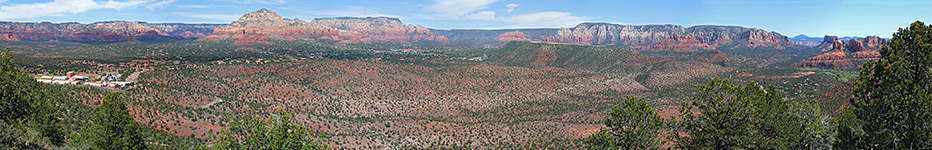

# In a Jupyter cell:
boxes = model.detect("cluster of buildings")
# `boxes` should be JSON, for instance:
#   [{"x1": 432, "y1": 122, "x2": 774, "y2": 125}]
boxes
[{"x1": 36, "y1": 71, "x2": 131, "y2": 88}]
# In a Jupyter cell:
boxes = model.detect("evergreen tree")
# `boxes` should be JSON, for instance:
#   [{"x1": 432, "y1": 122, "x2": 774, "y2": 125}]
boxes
[
  {"x1": 0, "y1": 48, "x2": 64, "y2": 147},
  {"x1": 675, "y1": 78, "x2": 802, "y2": 149},
  {"x1": 789, "y1": 100, "x2": 834, "y2": 150},
  {"x1": 211, "y1": 109, "x2": 328, "y2": 150},
  {"x1": 91, "y1": 93, "x2": 147, "y2": 149},
  {"x1": 836, "y1": 21, "x2": 932, "y2": 149},
  {"x1": 585, "y1": 96, "x2": 664, "y2": 150}
]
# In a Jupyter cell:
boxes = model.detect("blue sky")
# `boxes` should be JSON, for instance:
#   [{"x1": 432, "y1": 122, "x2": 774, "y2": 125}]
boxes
[{"x1": 1, "y1": 0, "x2": 930, "y2": 38}]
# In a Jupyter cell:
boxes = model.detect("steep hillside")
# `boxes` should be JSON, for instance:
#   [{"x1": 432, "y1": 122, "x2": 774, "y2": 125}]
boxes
[{"x1": 486, "y1": 41, "x2": 655, "y2": 73}]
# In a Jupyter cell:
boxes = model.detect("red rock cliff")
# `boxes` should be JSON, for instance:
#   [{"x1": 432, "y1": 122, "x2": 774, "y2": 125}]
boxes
[{"x1": 200, "y1": 9, "x2": 447, "y2": 45}]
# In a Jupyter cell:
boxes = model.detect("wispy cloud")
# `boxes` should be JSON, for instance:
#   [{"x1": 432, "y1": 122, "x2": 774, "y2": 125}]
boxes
[
  {"x1": 232, "y1": 0, "x2": 286, "y2": 4},
  {"x1": 172, "y1": 12, "x2": 240, "y2": 21},
  {"x1": 465, "y1": 11, "x2": 495, "y2": 21},
  {"x1": 425, "y1": 0, "x2": 499, "y2": 19},
  {"x1": 311, "y1": 6, "x2": 398, "y2": 18},
  {"x1": 505, "y1": 4, "x2": 518, "y2": 13},
  {"x1": 0, "y1": 0, "x2": 175, "y2": 19},
  {"x1": 177, "y1": 5, "x2": 209, "y2": 9},
  {"x1": 505, "y1": 11, "x2": 587, "y2": 28},
  {"x1": 145, "y1": 0, "x2": 176, "y2": 10}
]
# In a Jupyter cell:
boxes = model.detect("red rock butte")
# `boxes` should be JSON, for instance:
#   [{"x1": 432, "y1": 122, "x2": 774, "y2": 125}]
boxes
[{"x1": 795, "y1": 35, "x2": 887, "y2": 70}]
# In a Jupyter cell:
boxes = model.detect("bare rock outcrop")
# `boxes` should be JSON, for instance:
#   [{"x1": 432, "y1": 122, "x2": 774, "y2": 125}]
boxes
[
  {"x1": 200, "y1": 9, "x2": 447, "y2": 45},
  {"x1": 0, "y1": 34, "x2": 18, "y2": 41},
  {"x1": 796, "y1": 35, "x2": 887, "y2": 70},
  {"x1": 795, "y1": 50, "x2": 856, "y2": 70},
  {"x1": 494, "y1": 31, "x2": 532, "y2": 42},
  {"x1": 645, "y1": 34, "x2": 714, "y2": 52}
]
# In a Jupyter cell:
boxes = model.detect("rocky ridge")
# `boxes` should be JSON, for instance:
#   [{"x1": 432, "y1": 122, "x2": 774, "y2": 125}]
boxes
[
  {"x1": 0, "y1": 21, "x2": 221, "y2": 42},
  {"x1": 199, "y1": 9, "x2": 447, "y2": 45},
  {"x1": 794, "y1": 35, "x2": 887, "y2": 70},
  {"x1": 460, "y1": 23, "x2": 792, "y2": 51}
]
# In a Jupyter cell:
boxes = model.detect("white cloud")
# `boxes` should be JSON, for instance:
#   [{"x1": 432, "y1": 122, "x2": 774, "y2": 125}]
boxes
[
  {"x1": 312, "y1": 6, "x2": 398, "y2": 18},
  {"x1": 172, "y1": 12, "x2": 240, "y2": 21},
  {"x1": 426, "y1": 0, "x2": 499, "y2": 19},
  {"x1": 233, "y1": 0, "x2": 286, "y2": 4},
  {"x1": 0, "y1": 0, "x2": 175, "y2": 19},
  {"x1": 505, "y1": 3, "x2": 518, "y2": 13},
  {"x1": 145, "y1": 0, "x2": 176, "y2": 10},
  {"x1": 506, "y1": 11, "x2": 587, "y2": 28},
  {"x1": 177, "y1": 5, "x2": 209, "y2": 8},
  {"x1": 466, "y1": 11, "x2": 495, "y2": 21}
]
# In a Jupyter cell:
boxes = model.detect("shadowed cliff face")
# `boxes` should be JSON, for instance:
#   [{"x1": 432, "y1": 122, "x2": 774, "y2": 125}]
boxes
[
  {"x1": 0, "y1": 21, "x2": 221, "y2": 42},
  {"x1": 794, "y1": 35, "x2": 887, "y2": 70},
  {"x1": 199, "y1": 8, "x2": 448, "y2": 45}
]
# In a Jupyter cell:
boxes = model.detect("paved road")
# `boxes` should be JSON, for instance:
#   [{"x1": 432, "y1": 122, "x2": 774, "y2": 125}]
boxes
[{"x1": 80, "y1": 84, "x2": 128, "y2": 92}]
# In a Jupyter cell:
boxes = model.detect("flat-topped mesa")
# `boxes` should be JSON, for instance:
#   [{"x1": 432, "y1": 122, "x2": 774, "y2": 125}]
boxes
[
  {"x1": 200, "y1": 8, "x2": 447, "y2": 45},
  {"x1": 494, "y1": 31, "x2": 532, "y2": 42},
  {"x1": 543, "y1": 23, "x2": 686, "y2": 46},
  {"x1": 535, "y1": 23, "x2": 793, "y2": 51}
]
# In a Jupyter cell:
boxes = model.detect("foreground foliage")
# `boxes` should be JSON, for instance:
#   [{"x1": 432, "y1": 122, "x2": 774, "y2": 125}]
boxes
[
  {"x1": 585, "y1": 96, "x2": 664, "y2": 149},
  {"x1": 0, "y1": 48, "x2": 64, "y2": 148},
  {"x1": 836, "y1": 21, "x2": 932, "y2": 149},
  {"x1": 208, "y1": 110, "x2": 329, "y2": 150},
  {"x1": 674, "y1": 78, "x2": 831, "y2": 149},
  {"x1": 91, "y1": 93, "x2": 148, "y2": 149}
]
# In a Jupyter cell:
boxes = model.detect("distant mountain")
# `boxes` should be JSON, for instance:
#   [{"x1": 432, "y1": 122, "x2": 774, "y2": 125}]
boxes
[
  {"x1": 198, "y1": 8, "x2": 448, "y2": 45},
  {"x1": 790, "y1": 34, "x2": 823, "y2": 41},
  {"x1": 0, "y1": 21, "x2": 222, "y2": 43},
  {"x1": 437, "y1": 23, "x2": 793, "y2": 51}
]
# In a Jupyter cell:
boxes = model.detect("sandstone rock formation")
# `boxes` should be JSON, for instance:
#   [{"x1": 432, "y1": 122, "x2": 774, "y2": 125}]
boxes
[
  {"x1": 530, "y1": 23, "x2": 791, "y2": 51},
  {"x1": 0, "y1": 33, "x2": 18, "y2": 41},
  {"x1": 0, "y1": 21, "x2": 220, "y2": 42},
  {"x1": 795, "y1": 50, "x2": 856, "y2": 70},
  {"x1": 860, "y1": 36, "x2": 887, "y2": 50},
  {"x1": 646, "y1": 34, "x2": 714, "y2": 52},
  {"x1": 493, "y1": 31, "x2": 532, "y2": 42},
  {"x1": 732, "y1": 29, "x2": 789, "y2": 49},
  {"x1": 200, "y1": 9, "x2": 447, "y2": 45},
  {"x1": 847, "y1": 39, "x2": 864, "y2": 52},
  {"x1": 795, "y1": 35, "x2": 887, "y2": 70}
]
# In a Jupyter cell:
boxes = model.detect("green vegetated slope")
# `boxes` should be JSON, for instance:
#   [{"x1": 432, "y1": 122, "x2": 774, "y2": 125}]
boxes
[{"x1": 487, "y1": 41, "x2": 652, "y2": 73}]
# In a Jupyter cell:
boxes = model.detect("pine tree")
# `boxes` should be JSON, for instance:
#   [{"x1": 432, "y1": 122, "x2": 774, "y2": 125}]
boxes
[
  {"x1": 675, "y1": 78, "x2": 802, "y2": 149},
  {"x1": 211, "y1": 109, "x2": 328, "y2": 150},
  {"x1": 585, "y1": 96, "x2": 664, "y2": 149},
  {"x1": 0, "y1": 48, "x2": 64, "y2": 147},
  {"x1": 836, "y1": 21, "x2": 932, "y2": 149},
  {"x1": 91, "y1": 93, "x2": 147, "y2": 149}
]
